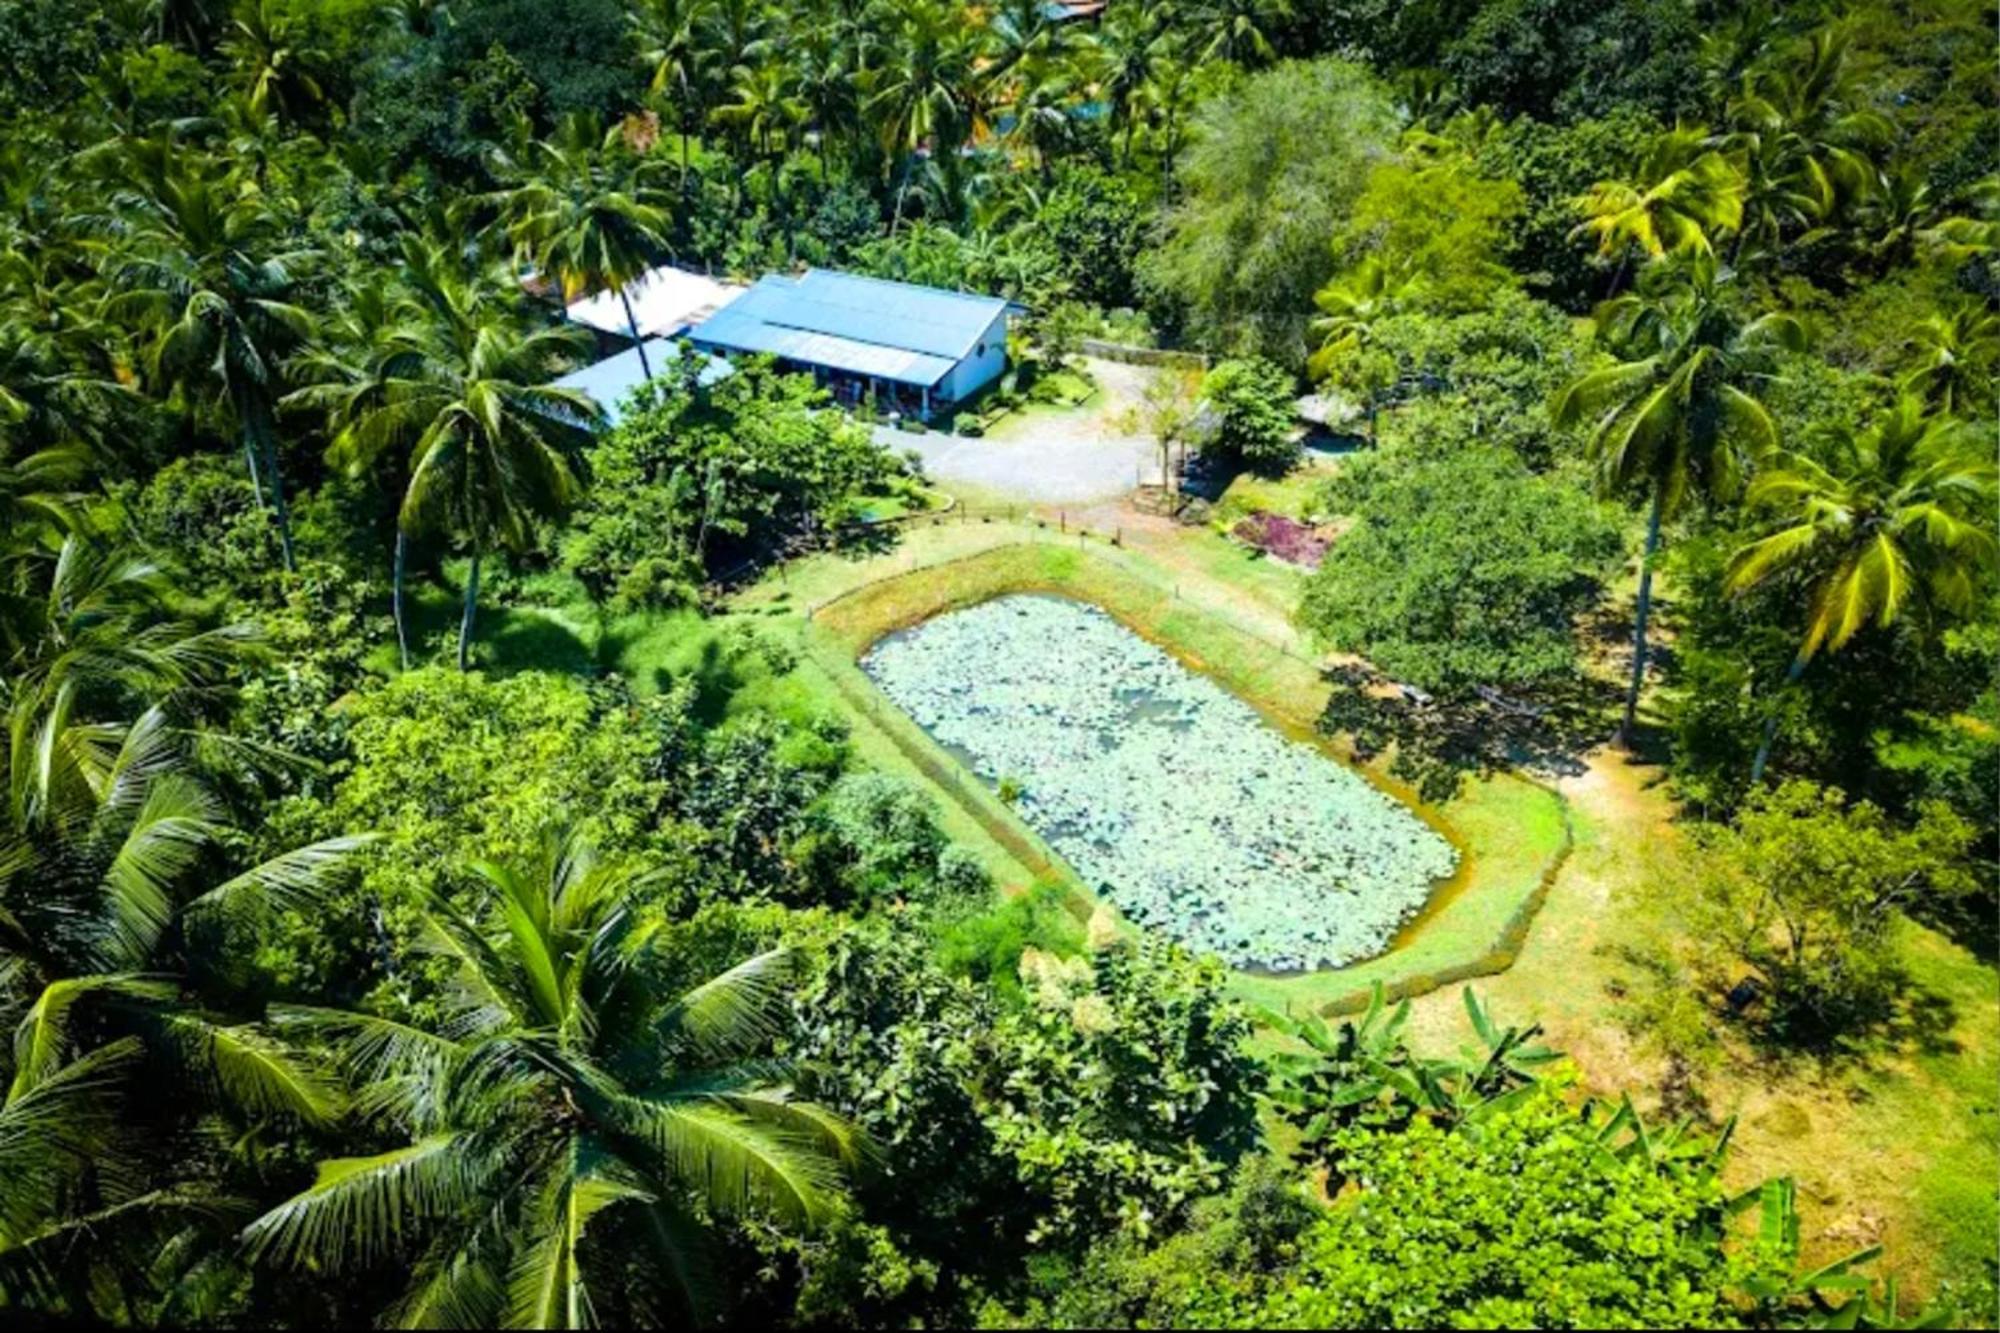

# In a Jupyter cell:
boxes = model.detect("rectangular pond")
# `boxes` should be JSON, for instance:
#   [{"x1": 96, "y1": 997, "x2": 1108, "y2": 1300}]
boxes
[{"x1": 860, "y1": 594, "x2": 1458, "y2": 972}]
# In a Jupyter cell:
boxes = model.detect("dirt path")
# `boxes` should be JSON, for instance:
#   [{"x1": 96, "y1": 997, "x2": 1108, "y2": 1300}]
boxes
[{"x1": 1401, "y1": 740, "x2": 1996, "y2": 1299}]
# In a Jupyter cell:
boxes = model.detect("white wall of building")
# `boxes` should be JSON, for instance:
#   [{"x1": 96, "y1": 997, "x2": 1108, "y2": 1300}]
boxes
[{"x1": 940, "y1": 311, "x2": 1010, "y2": 403}]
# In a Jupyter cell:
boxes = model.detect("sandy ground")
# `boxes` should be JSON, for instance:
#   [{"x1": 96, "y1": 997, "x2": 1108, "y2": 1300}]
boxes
[{"x1": 880, "y1": 358, "x2": 1164, "y2": 503}]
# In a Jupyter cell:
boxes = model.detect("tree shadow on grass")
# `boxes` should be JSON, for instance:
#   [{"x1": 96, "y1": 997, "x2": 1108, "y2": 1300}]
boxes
[
  {"x1": 1316, "y1": 661, "x2": 1625, "y2": 803},
  {"x1": 1724, "y1": 972, "x2": 1965, "y2": 1076},
  {"x1": 400, "y1": 585, "x2": 599, "y2": 678},
  {"x1": 481, "y1": 608, "x2": 597, "y2": 676}
]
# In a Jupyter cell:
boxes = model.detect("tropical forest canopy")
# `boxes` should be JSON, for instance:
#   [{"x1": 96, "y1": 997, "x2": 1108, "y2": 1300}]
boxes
[{"x1": 0, "y1": 0, "x2": 1994, "y2": 1327}]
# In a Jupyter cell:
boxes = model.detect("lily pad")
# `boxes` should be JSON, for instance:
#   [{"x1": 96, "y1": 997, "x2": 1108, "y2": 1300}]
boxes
[{"x1": 861, "y1": 595, "x2": 1457, "y2": 971}]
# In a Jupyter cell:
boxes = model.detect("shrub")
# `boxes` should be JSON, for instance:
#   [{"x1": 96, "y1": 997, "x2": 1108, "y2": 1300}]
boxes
[{"x1": 1690, "y1": 780, "x2": 1980, "y2": 1040}]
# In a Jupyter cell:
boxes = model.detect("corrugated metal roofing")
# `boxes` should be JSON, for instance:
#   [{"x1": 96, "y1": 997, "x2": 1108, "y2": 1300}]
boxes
[
  {"x1": 564, "y1": 265, "x2": 744, "y2": 339},
  {"x1": 691, "y1": 269, "x2": 1008, "y2": 387},
  {"x1": 552, "y1": 338, "x2": 733, "y2": 426}
]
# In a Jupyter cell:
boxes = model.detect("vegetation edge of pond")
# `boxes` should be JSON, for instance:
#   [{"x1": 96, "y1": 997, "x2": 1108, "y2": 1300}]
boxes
[{"x1": 809, "y1": 540, "x2": 1570, "y2": 1011}]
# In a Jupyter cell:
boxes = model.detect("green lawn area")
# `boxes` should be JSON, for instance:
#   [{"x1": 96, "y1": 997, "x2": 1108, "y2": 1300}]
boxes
[{"x1": 1215, "y1": 457, "x2": 1339, "y2": 523}]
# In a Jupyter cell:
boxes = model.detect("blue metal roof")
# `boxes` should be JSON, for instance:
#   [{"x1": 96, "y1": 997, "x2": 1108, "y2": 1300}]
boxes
[
  {"x1": 691, "y1": 270, "x2": 1009, "y2": 387},
  {"x1": 552, "y1": 338, "x2": 733, "y2": 426}
]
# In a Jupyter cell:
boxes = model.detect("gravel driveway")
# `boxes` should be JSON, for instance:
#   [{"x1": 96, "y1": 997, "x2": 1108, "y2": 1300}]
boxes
[{"x1": 876, "y1": 359, "x2": 1165, "y2": 504}]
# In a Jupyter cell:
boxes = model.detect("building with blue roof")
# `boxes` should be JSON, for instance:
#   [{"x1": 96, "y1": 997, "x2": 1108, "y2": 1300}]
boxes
[
  {"x1": 551, "y1": 338, "x2": 733, "y2": 427},
  {"x1": 689, "y1": 269, "x2": 1012, "y2": 421}
]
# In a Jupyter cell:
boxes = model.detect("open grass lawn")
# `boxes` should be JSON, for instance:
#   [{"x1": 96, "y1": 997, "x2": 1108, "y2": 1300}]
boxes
[
  {"x1": 1214, "y1": 455, "x2": 1340, "y2": 522},
  {"x1": 1397, "y1": 753, "x2": 1999, "y2": 1315}
]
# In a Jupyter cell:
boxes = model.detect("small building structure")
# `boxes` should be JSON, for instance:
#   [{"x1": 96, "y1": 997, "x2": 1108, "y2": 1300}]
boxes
[
  {"x1": 688, "y1": 269, "x2": 1012, "y2": 421},
  {"x1": 551, "y1": 338, "x2": 733, "y2": 428},
  {"x1": 563, "y1": 265, "x2": 744, "y2": 355}
]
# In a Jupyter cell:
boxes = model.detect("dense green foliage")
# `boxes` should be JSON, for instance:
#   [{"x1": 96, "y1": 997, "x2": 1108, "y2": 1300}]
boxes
[
  {"x1": 561, "y1": 358, "x2": 899, "y2": 610},
  {"x1": 0, "y1": 0, "x2": 1990, "y2": 1325},
  {"x1": 1199, "y1": 357, "x2": 1300, "y2": 473},
  {"x1": 1300, "y1": 449, "x2": 1621, "y2": 694}
]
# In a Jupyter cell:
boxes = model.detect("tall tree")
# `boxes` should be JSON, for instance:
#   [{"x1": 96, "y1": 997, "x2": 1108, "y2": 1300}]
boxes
[
  {"x1": 1187, "y1": 0, "x2": 1292, "y2": 68},
  {"x1": 1573, "y1": 125, "x2": 1746, "y2": 286},
  {"x1": 102, "y1": 155, "x2": 315, "y2": 570},
  {"x1": 283, "y1": 268, "x2": 426, "y2": 668},
  {"x1": 1900, "y1": 298, "x2": 1999, "y2": 418},
  {"x1": 1727, "y1": 396, "x2": 1998, "y2": 781},
  {"x1": 1307, "y1": 255, "x2": 1424, "y2": 441},
  {"x1": 246, "y1": 830, "x2": 857, "y2": 1328},
  {"x1": 1722, "y1": 27, "x2": 1891, "y2": 243},
  {"x1": 491, "y1": 115, "x2": 676, "y2": 381},
  {"x1": 2, "y1": 533, "x2": 254, "y2": 829},
  {"x1": 1086, "y1": 6, "x2": 1170, "y2": 168},
  {"x1": 868, "y1": 0, "x2": 981, "y2": 230},
  {"x1": 1553, "y1": 254, "x2": 1803, "y2": 745},
  {"x1": 380, "y1": 243, "x2": 600, "y2": 670},
  {"x1": 634, "y1": 0, "x2": 717, "y2": 182}
]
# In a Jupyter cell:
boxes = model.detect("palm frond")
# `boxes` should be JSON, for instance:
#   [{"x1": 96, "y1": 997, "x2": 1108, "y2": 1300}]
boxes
[
  {"x1": 152, "y1": 1011, "x2": 344, "y2": 1127},
  {"x1": 185, "y1": 834, "x2": 374, "y2": 922},
  {"x1": 608, "y1": 1094, "x2": 845, "y2": 1229},
  {"x1": 655, "y1": 948, "x2": 795, "y2": 1059},
  {"x1": 243, "y1": 1133, "x2": 487, "y2": 1271}
]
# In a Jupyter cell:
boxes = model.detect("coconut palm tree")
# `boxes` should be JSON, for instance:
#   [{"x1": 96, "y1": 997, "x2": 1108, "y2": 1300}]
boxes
[
  {"x1": 868, "y1": 0, "x2": 982, "y2": 230},
  {"x1": 1308, "y1": 255, "x2": 1424, "y2": 441},
  {"x1": 490, "y1": 115, "x2": 676, "y2": 381},
  {"x1": 794, "y1": 28, "x2": 860, "y2": 177},
  {"x1": 1001, "y1": 58, "x2": 1079, "y2": 182},
  {"x1": 283, "y1": 268, "x2": 427, "y2": 668},
  {"x1": 1132, "y1": 51, "x2": 1196, "y2": 203},
  {"x1": 3, "y1": 534, "x2": 256, "y2": 828},
  {"x1": 1553, "y1": 254, "x2": 1804, "y2": 745},
  {"x1": 633, "y1": 0, "x2": 716, "y2": 185},
  {"x1": 245, "y1": 829, "x2": 857, "y2": 1328},
  {"x1": 1727, "y1": 396, "x2": 1998, "y2": 781},
  {"x1": 378, "y1": 243, "x2": 600, "y2": 670},
  {"x1": 0, "y1": 709, "x2": 365, "y2": 1319},
  {"x1": 1574, "y1": 126, "x2": 1745, "y2": 288},
  {"x1": 220, "y1": 0, "x2": 329, "y2": 125},
  {"x1": 101, "y1": 156, "x2": 315, "y2": 570},
  {"x1": 1087, "y1": 6, "x2": 1171, "y2": 168},
  {"x1": 713, "y1": 58, "x2": 807, "y2": 172},
  {"x1": 1, "y1": 708, "x2": 363, "y2": 1123},
  {"x1": 1723, "y1": 27, "x2": 1891, "y2": 235},
  {"x1": 1900, "y1": 298, "x2": 1999, "y2": 418},
  {"x1": 1188, "y1": 0, "x2": 1291, "y2": 68}
]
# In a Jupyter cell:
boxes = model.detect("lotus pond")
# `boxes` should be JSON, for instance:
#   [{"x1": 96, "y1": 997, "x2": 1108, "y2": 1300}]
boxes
[{"x1": 860, "y1": 595, "x2": 1458, "y2": 971}]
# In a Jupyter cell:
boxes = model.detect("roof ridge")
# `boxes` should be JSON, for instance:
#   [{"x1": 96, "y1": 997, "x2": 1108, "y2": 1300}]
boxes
[{"x1": 796, "y1": 266, "x2": 1008, "y2": 308}]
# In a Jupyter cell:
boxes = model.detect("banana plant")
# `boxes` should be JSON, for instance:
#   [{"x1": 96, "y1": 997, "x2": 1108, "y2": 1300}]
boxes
[{"x1": 1262, "y1": 984, "x2": 1562, "y2": 1166}]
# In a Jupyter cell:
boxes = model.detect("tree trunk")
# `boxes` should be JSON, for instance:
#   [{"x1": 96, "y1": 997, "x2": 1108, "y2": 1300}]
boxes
[
  {"x1": 456, "y1": 548, "x2": 481, "y2": 672},
  {"x1": 621, "y1": 288, "x2": 653, "y2": 379},
  {"x1": 1618, "y1": 487, "x2": 1665, "y2": 748},
  {"x1": 1606, "y1": 249, "x2": 1631, "y2": 300},
  {"x1": 245, "y1": 394, "x2": 295, "y2": 572},
  {"x1": 241, "y1": 435, "x2": 268, "y2": 509},
  {"x1": 264, "y1": 434, "x2": 296, "y2": 573},
  {"x1": 889, "y1": 155, "x2": 911, "y2": 237},
  {"x1": 392, "y1": 527, "x2": 410, "y2": 672},
  {"x1": 1749, "y1": 651, "x2": 1810, "y2": 783}
]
